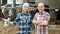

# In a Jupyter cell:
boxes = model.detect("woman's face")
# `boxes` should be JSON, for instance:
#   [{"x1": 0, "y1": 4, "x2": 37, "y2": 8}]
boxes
[{"x1": 22, "y1": 6, "x2": 29, "y2": 13}]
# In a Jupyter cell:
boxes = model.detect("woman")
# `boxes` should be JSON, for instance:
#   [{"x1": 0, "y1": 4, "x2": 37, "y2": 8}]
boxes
[{"x1": 11, "y1": 3, "x2": 32, "y2": 34}]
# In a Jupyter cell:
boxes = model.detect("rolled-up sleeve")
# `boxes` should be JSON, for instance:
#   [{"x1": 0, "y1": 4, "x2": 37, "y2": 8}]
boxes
[
  {"x1": 13, "y1": 13, "x2": 20, "y2": 26},
  {"x1": 33, "y1": 13, "x2": 38, "y2": 20},
  {"x1": 46, "y1": 13, "x2": 50, "y2": 21}
]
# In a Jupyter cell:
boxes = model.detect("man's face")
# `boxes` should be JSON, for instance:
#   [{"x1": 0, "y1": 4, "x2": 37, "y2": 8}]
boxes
[
  {"x1": 38, "y1": 3, "x2": 45, "y2": 13},
  {"x1": 22, "y1": 6, "x2": 29, "y2": 13}
]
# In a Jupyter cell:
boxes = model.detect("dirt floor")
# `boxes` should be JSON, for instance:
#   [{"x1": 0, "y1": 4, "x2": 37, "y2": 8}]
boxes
[{"x1": 0, "y1": 21, "x2": 60, "y2": 34}]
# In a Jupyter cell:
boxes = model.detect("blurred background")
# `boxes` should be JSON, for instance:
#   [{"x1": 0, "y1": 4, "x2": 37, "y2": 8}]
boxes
[{"x1": 0, "y1": 0, "x2": 60, "y2": 34}]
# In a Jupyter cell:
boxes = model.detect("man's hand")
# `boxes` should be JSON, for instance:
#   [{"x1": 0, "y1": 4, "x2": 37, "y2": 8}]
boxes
[
  {"x1": 38, "y1": 23, "x2": 43, "y2": 26},
  {"x1": 36, "y1": 21, "x2": 42, "y2": 26},
  {"x1": 37, "y1": 21, "x2": 48, "y2": 26},
  {"x1": 32, "y1": 19, "x2": 42, "y2": 25}
]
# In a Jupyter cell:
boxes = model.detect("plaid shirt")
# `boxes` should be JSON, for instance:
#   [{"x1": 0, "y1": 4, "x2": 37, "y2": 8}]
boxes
[
  {"x1": 13, "y1": 13, "x2": 32, "y2": 34},
  {"x1": 34, "y1": 11, "x2": 50, "y2": 34}
]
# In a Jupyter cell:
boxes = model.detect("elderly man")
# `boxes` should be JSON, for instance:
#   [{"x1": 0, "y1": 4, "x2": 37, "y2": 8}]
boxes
[
  {"x1": 10, "y1": 2, "x2": 32, "y2": 34},
  {"x1": 32, "y1": 3, "x2": 50, "y2": 34}
]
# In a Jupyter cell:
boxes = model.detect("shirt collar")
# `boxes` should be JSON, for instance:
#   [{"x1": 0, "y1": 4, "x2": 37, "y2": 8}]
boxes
[
  {"x1": 22, "y1": 11, "x2": 30, "y2": 15},
  {"x1": 38, "y1": 11, "x2": 45, "y2": 15}
]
